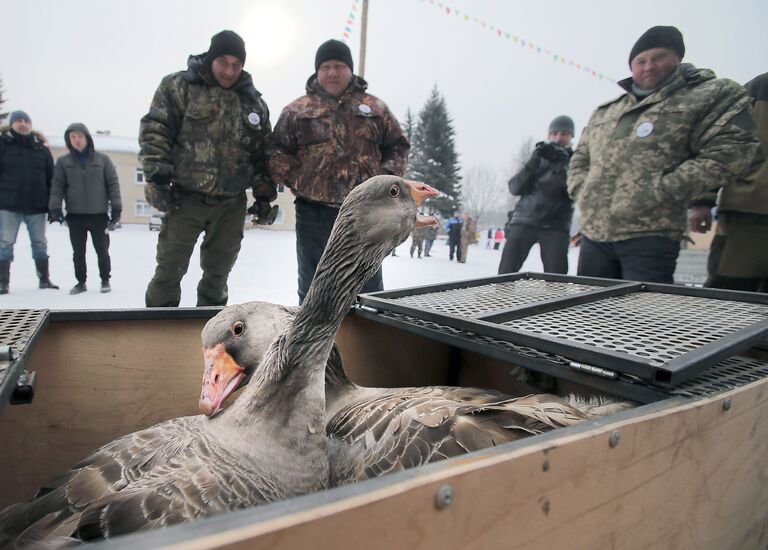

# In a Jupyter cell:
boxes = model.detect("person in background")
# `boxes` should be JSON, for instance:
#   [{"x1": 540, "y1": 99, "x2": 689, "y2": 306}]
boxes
[
  {"x1": 423, "y1": 224, "x2": 438, "y2": 257},
  {"x1": 445, "y1": 212, "x2": 463, "y2": 261},
  {"x1": 702, "y1": 72, "x2": 768, "y2": 292},
  {"x1": 486, "y1": 227, "x2": 494, "y2": 249},
  {"x1": 568, "y1": 26, "x2": 763, "y2": 283},
  {"x1": 494, "y1": 227, "x2": 504, "y2": 250},
  {"x1": 499, "y1": 116, "x2": 574, "y2": 275},
  {"x1": 0, "y1": 110, "x2": 58, "y2": 294},
  {"x1": 268, "y1": 39, "x2": 409, "y2": 304},
  {"x1": 458, "y1": 212, "x2": 477, "y2": 263},
  {"x1": 410, "y1": 225, "x2": 426, "y2": 258},
  {"x1": 139, "y1": 30, "x2": 277, "y2": 307},
  {"x1": 49, "y1": 123, "x2": 121, "y2": 294}
]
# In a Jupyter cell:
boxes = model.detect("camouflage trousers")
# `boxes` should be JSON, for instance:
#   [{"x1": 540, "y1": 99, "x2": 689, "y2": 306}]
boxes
[{"x1": 145, "y1": 191, "x2": 246, "y2": 307}]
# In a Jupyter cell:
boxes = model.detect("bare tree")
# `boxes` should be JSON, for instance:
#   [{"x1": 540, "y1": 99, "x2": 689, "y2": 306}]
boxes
[
  {"x1": 504, "y1": 136, "x2": 536, "y2": 211},
  {"x1": 0, "y1": 75, "x2": 7, "y2": 124},
  {"x1": 460, "y1": 165, "x2": 507, "y2": 227}
]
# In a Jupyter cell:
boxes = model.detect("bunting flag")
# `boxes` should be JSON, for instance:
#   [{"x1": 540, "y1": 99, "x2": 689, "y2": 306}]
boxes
[
  {"x1": 341, "y1": 0, "x2": 360, "y2": 42},
  {"x1": 341, "y1": 0, "x2": 616, "y2": 84}
]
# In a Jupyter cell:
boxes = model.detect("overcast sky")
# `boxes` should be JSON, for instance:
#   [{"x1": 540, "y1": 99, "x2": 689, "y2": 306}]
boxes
[{"x1": 2, "y1": 0, "x2": 766, "y2": 179}]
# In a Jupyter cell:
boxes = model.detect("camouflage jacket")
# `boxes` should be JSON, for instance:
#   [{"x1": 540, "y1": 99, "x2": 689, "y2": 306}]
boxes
[
  {"x1": 268, "y1": 75, "x2": 409, "y2": 206},
  {"x1": 717, "y1": 72, "x2": 768, "y2": 216},
  {"x1": 139, "y1": 54, "x2": 275, "y2": 201},
  {"x1": 568, "y1": 64, "x2": 763, "y2": 242}
]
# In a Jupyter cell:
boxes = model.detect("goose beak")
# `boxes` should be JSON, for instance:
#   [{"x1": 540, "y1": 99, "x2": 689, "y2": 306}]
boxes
[
  {"x1": 404, "y1": 180, "x2": 440, "y2": 227},
  {"x1": 199, "y1": 344, "x2": 245, "y2": 417},
  {"x1": 404, "y1": 180, "x2": 439, "y2": 207}
]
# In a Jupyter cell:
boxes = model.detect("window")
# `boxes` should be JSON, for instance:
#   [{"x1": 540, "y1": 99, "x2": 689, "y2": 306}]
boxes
[
  {"x1": 135, "y1": 167, "x2": 145, "y2": 184},
  {"x1": 278, "y1": 184, "x2": 285, "y2": 193},
  {"x1": 135, "y1": 200, "x2": 152, "y2": 217}
]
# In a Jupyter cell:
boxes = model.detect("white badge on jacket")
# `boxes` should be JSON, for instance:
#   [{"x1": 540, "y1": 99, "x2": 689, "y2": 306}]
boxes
[
  {"x1": 358, "y1": 104, "x2": 372, "y2": 115},
  {"x1": 636, "y1": 122, "x2": 654, "y2": 138},
  {"x1": 248, "y1": 112, "x2": 261, "y2": 127}
]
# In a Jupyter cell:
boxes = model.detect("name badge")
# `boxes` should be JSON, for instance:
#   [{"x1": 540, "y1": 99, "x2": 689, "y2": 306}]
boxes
[
  {"x1": 247, "y1": 112, "x2": 261, "y2": 126},
  {"x1": 358, "y1": 104, "x2": 372, "y2": 115},
  {"x1": 636, "y1": 121, "x2": 654, "y2": 138}
]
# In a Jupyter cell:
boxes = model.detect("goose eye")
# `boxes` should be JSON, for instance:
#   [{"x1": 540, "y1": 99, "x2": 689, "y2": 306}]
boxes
[
  {"x1": 389, "y1": 184, "x2": 400, "y2": 198},
  {"x1": 232, "y1": 322, "x2": 245, "y2": 336}
]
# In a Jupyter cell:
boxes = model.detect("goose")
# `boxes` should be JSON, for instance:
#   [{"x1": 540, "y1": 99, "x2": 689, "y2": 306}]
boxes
[
  {"x1": 200, "y1": 311, "x2": 631, "y2": 487},
  {"x1": 0, "y1": 175, "x2": 439, "y2": 547}
]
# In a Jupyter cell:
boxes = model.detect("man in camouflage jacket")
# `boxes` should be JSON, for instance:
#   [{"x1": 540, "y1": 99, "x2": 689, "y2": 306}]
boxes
[
  {"x1": 139, "y1": 30, "x2": 276, "y2": 307},
  {"x1": 268, "y1": 39, "x2": 409, "y2": 304},
  {"x1": 568, "y1": 26, "x2": 763, "y2": 283}
]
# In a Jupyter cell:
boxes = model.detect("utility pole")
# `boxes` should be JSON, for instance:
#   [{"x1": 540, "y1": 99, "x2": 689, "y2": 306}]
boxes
[{"x1": 358, "y1": 0, "x2": 369, "y2": 79}]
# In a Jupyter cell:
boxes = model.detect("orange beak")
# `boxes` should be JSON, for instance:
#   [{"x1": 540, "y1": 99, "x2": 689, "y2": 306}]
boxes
[
  {"x1": 199, "y1": 344, "x2": 245, "y2": 417},
  {"x1": 404, "y1": 180, "x2": 440, "y2": 227}
]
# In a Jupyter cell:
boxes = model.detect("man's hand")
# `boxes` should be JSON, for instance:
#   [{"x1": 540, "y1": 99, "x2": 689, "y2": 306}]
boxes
[
  {"x1": 110, "y1": 208, "x2": 121, "y2": 225},
  {"x1": 535, "y1": 141, "x2": 569, "y2": 162},
  {"x1": 47, "y1": 209, "x2": 64, "y2": 224},
  {"x1": 144, "y1": 181, "x2": 179, "y2": 212},
  {"x1": 248, "y1": 200, "x2": 279, "y2": 225},
  {"x1": 687, "y1": 205, "x2": 712, "y2": 233}
]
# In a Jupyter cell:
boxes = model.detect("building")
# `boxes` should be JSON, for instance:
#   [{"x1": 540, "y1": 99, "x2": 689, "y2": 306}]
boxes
[{"x1": 47, "y1": 132, "x2": 296, "y2": 231}]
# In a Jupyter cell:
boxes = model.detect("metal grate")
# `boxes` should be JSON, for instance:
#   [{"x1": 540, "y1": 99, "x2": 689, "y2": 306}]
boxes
[
  {"x1": 369, "y1": 310, "x2": 768, "y2": 402},
  {"x1": 0, "y1": 309, "x2": 48, "y2": 410},
  {"x1": 506, "y1": 292, "x2": 768, "y2": 366},
  {"x1": 387, "y1": 279, "x2": 597, "y2": 317}
]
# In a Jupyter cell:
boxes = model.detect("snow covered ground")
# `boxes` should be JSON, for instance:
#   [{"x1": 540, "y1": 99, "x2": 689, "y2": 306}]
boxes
[{"x1": 0, "y1": 223, "x2": 580, "y2": 310}]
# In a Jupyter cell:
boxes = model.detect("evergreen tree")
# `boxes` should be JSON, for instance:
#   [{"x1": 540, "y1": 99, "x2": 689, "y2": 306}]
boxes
[
  {"x1": 0, "y1": 75, "x2": 7, "y2": 125},
  {"x1": 403, "y1": 108, "x2": 416, "y2": 178},
  {"x1": 408, "y1": 86, "x2": 461, "y2": 217}
]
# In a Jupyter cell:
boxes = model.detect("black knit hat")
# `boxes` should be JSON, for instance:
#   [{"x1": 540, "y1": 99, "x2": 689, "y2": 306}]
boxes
[
  {"x1": 315, "y1": 39, "x2": 354, "y2": 73},
  {"x1": 206, "y1": 30, "x2": 246, "y2": 65},
  {"x1": 548, "y1": 115, "x2": 574, "y2": 135},
  {"x1": 629, "y1": 26, "x2": 685, "y2": 66}
]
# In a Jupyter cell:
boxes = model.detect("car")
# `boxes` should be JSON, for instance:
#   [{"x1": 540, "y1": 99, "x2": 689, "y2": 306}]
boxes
[{"x1": 149, "y1": 212, "x2": 164, "y2": 231}]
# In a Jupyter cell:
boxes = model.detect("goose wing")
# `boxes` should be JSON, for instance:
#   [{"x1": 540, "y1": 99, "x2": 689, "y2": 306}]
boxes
[{"x1": 327, "y1": 388, "x2": 592, "y2": 484}]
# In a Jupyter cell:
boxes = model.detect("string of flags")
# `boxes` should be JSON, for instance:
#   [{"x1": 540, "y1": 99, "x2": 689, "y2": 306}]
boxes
[{"x1": 341, "y1": 0, "x2": 616, "y2": 84}]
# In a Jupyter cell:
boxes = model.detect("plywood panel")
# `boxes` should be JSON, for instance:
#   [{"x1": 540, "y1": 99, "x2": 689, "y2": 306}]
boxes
[
  {"x1": 0, "y1": 318, "x2": 207, "y2": 507},
  {"x1": 162, "y1": 378, "x2": 768, "y2": 550}
]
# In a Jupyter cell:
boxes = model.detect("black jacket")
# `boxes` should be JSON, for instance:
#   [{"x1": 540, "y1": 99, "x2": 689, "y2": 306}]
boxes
[
  {"x1": 0, "y1": 129, "x2": 54, "y2": 214},
  {"x1": 508, "y1": 146, "x2": 574, "y2": 231}
]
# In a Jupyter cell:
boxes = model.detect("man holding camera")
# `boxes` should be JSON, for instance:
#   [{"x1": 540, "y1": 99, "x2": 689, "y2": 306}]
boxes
[{"x1": 498, "y1": 116, "x2": 575, "y2": 274}]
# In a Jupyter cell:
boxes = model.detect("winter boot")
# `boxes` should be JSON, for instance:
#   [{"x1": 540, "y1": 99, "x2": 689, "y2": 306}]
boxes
[
  {"x1": 0, "y1": 260, "x2": 10, "y2": 294},
  {"x1": 100, "y1": 279, "x2": 111, "y2": 293},
  {"x1": 35, "y1": 259, "x2": 59, "y2": 289},
  {"x1": 69, "y1": 282, "x2": 87, "y2": 295}
]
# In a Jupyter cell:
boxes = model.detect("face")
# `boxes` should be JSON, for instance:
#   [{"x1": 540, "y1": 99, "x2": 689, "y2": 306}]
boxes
[
  {"x1": 317, "y1": 60, "x2": 353, "y2": 97},
  {"x1": 69, "y1": 131, "x2": 88, "y2": 152},
  {"x1": 630, "y1": 47, "x2": 680, "y2": 90},
  {"x1": 211, "y1": 54, "x2": 244, "y2": 89},
  {"x1": 10, "y1": 118, "x2": 31, "y2": 136},
  {"x1": 548, "y1": 131, "x2": 573, "y2": 147}
]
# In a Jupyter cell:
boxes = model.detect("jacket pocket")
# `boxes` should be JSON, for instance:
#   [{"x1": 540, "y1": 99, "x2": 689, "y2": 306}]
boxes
[{"x1": 297, "y1": 115, "x2": 332, "y2": 145}]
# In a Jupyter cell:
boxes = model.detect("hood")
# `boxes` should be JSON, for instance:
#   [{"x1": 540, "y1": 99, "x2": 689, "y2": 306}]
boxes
[
  {"x1": 182, "y1": 53, "x2": 261, "y2": 100},
  {"x1": 64, "y1": 122, "x2": 94, "y2": 155},
  {"x1": 305, "y1": 73, "x2": 368, "y2": 98}
]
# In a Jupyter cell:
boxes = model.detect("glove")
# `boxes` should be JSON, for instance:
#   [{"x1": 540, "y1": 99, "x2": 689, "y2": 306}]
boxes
[
  {"x1": 144, "y1": 181, "x2": 179, "y2": 212},
  {"x1": 247, "y1": 200, "x2": 279, "y2": 225},
  {"x1": 110, "y1": 208, "x2": 121, "y2": 225},
  {"x1": 535, "y1": 141, "x2": 568, "y2": 162},
  {"x1": 48, "y1": 209, "x2": 64, "y2": 224}
]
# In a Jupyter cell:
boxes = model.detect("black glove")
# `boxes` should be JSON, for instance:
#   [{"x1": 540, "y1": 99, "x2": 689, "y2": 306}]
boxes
[
  {"x1": 144, "y1": 181, "x2": 179, "y2": 212},
  {"x1": 48, "y1": 209, "x2": 64, "y2": 224},
  {"x1": 110, "y1": 208, "x2": 121, "y2": 225},
  {"x1": 535, "y1": 141, "x2": 568, "y2": 162},
  {"x1": 247, "y1": 200, "x2": 279, "y2": 225}
]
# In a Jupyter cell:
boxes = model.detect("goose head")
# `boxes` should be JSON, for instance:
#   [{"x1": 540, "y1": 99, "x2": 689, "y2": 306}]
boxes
[{"x1": 198, "y1": 176, "x2": 438, "y2": 417}]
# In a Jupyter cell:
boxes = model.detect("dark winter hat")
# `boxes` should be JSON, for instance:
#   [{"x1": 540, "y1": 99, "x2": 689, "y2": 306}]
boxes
[
  {"x1": 628, "y1": 26, "x2": 685, "y2": 66},
  {"x1": 315, "y1": 39, "x2": 354, "y2": 73},
  {"x1": 206, "y1": 30, "x2": 246, "y2": 65},
  {"x1": 548, "y1": 115, "x2": 574, "y2": 135},
  {"x1": 9, "y1": 111, "x2": 31, "y2": 125}
]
